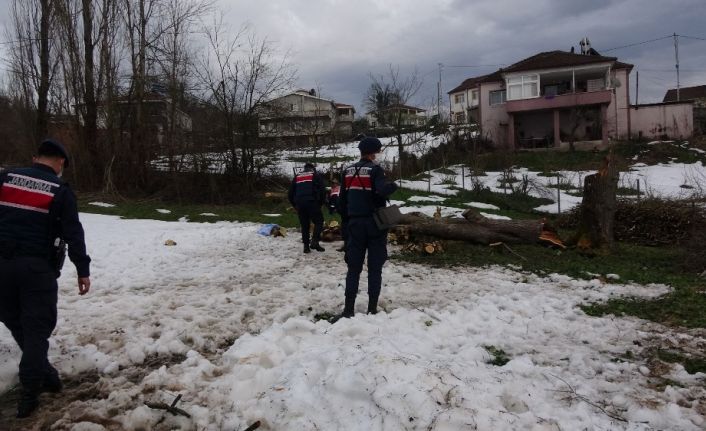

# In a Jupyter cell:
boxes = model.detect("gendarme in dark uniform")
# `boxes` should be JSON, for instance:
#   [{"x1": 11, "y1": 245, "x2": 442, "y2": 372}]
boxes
[
  {"x1": 0, "y1": 139, "x2": 91, "y2": 418},
  {"x1": 337, "y1": 137, "x2": 397, "y2": 318},
  {"x1": 288, "y1": 162, "x2": 327, "y2": 253}
]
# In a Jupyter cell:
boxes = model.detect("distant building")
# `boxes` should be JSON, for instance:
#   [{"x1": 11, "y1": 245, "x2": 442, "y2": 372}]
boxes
[
  {"x1": 449, "y1": 41, "x2": 693, "y2": 149},
  {"x1": 664, "y1": 84, "x2": 706, "y2": 134},
  {"x1": 366, "y1": 104, "x2": 426, "y2": 129},
  {"x1": 258, "y1": 89, "x2": 355, "y2": 146},
  {"x1": 663, "y1": 85, "x2": 706, "y2": 106},
  {"x1": 96, "y1": 91, "x2": 193, "y2": 149}
]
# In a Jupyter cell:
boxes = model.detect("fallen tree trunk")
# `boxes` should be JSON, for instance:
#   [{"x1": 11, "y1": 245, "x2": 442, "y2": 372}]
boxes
[{"x1": 396, "y1": 209, "x2": 545, "y2": 245}]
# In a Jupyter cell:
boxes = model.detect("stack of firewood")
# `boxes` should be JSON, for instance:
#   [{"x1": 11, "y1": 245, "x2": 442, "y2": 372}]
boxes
[{"x1": 402, "y1": 241, "x2": 445, "y2": 255}]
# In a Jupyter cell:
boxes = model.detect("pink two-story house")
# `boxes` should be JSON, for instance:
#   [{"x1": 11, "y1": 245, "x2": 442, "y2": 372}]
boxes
[
  {"x1": 451, "y1": 49, "x2": 695, "y2": 149},
  {"x1": 450, "y1": 50, "x2": 636, "y2": 149}
]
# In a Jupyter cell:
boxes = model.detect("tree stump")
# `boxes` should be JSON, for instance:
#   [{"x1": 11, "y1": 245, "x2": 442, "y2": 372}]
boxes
[{"x1": 574, "y1": 154, "x2": 619, "y2": 251}]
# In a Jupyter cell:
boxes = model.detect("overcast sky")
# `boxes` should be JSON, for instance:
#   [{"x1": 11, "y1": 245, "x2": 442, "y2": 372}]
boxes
[
  {"x1": 218, "y1": 0, "x2": 706, "y2": 113},
  {"x1": 2, "y1": 0, "x2": 705, "y2": 114}
]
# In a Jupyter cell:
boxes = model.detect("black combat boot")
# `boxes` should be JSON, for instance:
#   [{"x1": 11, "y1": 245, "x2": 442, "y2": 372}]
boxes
[
  {"x1": 330, "y1": 296, "x2": 355, "y2": 323},
  {"x1": 303, "y1": 243, "x2": 311, "y2": 253},
  {"x1": 16, "y1": 385, "x2": 40, "y2": 418},
  {"x1": 42, "y1": 366, "x2": 63, "y2": 393},
  {"x1": 342, "y1": 295, "x2": 355, "y2": 318},
  {"x1": 367, "y1": 296, "x2": 379, "y2": 315},
  {"x1": 311, "y1": 242, "x2": 325, "y2": 252}
]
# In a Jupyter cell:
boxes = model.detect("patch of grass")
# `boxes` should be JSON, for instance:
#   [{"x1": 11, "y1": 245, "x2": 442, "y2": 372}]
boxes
[
  {"x1": 616, "y1": 186, "x2": 639, "y2": 195},
  {"x1": 394, "y1": 240, "x2": 705, "y2": 328},
  {"x1": 656, "y1": 349, "x2": 706, "y2": 374},
  {"x1": 484, "y1": 345, "x2": 510, "y2": 366},
  {"x1": 582, "y1": 286, "x2": 706, "y2": 329},
  {"x1": 478, "y1": 149, "x2": 602, "y2": 172},
  {"x1": 313, "y1": 311, "x2": 338, "y2": 322},
  {"x1": 466, "y1": 139, "x2": 704, "y2": 174},
  {"x1": 412, "y1": 173, "x2": 432, "y2": 180},
  {"x1": 434, "y1": 167, "x2": 457, "y2": 175},
  {"x1": 391, "y1": 187, "x2": 552, "y2": 220},
  {"x1": 77, "y1": 195, "x2": 314, "y2": 228},
  {"x1": 615, "y1": 141, "x2": 704, "y2": 166},
  {"x1": 552, "y1": 182, "x2": 579, "y2": 191}
]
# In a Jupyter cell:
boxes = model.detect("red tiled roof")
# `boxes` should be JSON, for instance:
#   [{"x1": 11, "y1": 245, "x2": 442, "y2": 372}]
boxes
[
  {"x1": 663, "y1": 85, "x2": 706, "y2": 102},
  {"x1": 447, "y1": 71, "x2": 503, "y2": 94},
  {"x1": 502, "y1": 50, "x2": 633, "y2": 73},
  {"x1": 449, "y1": 51, "x2": 633, "y2": 95}
]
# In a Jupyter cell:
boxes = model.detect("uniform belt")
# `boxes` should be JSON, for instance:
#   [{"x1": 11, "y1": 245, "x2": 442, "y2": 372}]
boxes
[{"x1": 348, "y1": 214, "x2": 373, "y2": 219}]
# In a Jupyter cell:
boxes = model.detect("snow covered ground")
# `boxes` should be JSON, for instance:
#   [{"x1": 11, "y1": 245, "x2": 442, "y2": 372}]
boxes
[
  {"x1": 399, "y1": 160, "x2": 706, "y2": 215},
  {"x1": 1, "y1": 214, "x2": 704, "y2": 430},
  {"x1": 275, "y1": 131, "x2": 447, "y2": 177},
  {"x1": 153, "y1": 131, "x2": 448, "y2": 177}
]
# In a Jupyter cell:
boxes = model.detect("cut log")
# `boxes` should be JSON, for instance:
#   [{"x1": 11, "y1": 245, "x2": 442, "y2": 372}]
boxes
[{"x1": 396, "y1": 210, "x2": 545, "y2": 245}]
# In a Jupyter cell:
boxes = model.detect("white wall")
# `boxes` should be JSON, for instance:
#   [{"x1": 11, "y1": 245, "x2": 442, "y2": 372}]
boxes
[
  {"x1": 630, "y1": 103, "x2": 693, "y2": 139},
  {"x1": 479, "y1": 82, "x2": 510, "y2": 147},
  {"x1": 606, "y1": 68, "x2": 630, "y2": 139}
]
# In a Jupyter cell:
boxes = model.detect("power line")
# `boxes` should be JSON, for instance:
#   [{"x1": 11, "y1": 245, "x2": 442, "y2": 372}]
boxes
[
  {"x1": 639, "y1": 68, "x2": 706, "y2": 73},
  {"x1": 601, "y1": 35, "x2": 672, "y2": 52},
  {"x1": 678, "y1": 34, "x2": 706, "y2": 42}
]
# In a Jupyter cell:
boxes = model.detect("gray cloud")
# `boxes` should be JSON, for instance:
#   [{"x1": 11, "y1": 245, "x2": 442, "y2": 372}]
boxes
[
  {"x1": 1, "y1": 0, "x2": 705, "y2": 111},
  {"x1": 218, "y1": 0, "x2": 706, "y2": 111}
]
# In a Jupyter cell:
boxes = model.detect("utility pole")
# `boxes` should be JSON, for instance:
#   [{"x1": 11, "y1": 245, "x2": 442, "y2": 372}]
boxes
[
  {"x1": 674, "y1": 33, "x2": 680, "y2": 101},
  {"x1": 635, "y1": 70, "x2": 639, "y2": 105},
  {"x1": 436, "y1": 63, "x2": 441, "y2": 120}
]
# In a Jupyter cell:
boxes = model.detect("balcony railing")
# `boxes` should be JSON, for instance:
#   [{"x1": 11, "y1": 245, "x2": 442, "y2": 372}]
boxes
[{"x1": 506, "y1": 89, "x2": 612, "y2": 113}]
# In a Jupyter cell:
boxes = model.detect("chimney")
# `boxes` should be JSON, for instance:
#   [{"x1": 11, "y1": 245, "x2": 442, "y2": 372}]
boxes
[{"x1": 579, "y1": 37, "x2": 592, "y2": 55}]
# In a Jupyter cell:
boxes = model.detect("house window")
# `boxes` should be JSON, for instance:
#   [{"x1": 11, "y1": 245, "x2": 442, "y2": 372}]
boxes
[
  {"x1": 489, "y1": 90, "x2": 506, "y2": 106},
  {"x1": 506, "y1": 74, "x2": 539, "y2": 100},
  {"x1": 454, "y1": 93, "x2": 465, "y2": 104},
  {"x1": 470, "y1": 90, "x2": 479, "y2": 106}
]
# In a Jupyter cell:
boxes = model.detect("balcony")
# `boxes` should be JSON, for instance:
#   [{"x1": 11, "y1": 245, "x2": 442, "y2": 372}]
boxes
[{"x1": 506, "y1": 89, "x2": 612, "y2": 113}]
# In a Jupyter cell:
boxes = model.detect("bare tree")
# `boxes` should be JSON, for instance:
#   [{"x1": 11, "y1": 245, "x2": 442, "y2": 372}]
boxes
[
  {"x1": 196, "y1": 17, "x2": 296, "y2": 184},
  {"x1": 5, "y1": 0, "x2": 60, "y2": 144},
  {"x1": 364, "y1": 65, "x2": 423, "y2": 154}
]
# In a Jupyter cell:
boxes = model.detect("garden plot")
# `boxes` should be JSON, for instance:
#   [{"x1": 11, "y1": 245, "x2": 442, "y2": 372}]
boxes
[{"x1": 400, "y1": 161, "x2": 706, "y2": 214}]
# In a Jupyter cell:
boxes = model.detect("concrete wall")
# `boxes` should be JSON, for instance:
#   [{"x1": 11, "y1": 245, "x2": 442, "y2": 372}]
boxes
[
  {"x1": 605, "y1": 68, "x2": 630, "y2": 139},
  {"x1": 479, "y1": 82, "x2": 510, "y2": 148},
  {"x1": 449, "y1": 90, "x2": 469, "y2": 120},
  {"x1": 629, "y1": 103, "x2": 693, "y2": 139}
]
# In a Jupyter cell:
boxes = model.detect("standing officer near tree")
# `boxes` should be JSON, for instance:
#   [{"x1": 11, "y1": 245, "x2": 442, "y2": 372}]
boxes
[
  {"x1": 0, "y1": 139, "x2": 91, "y2": 418},
  {"x1": 288, "y1": 162, "x2": 327, "y2": 253},
  {"x1": 337, "y1": 137, "x2": 397, "y2": 318}
]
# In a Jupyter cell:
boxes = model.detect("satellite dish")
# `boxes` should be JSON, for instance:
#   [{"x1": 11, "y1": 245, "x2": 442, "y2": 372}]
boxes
[{"x1": 610, "y1": 77, "x2": 622, "y2": 88}]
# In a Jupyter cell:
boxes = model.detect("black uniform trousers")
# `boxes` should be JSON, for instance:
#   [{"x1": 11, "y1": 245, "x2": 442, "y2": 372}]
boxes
[
  {"x1": 0, "y1": 256, "x2": 58, "y2": 388},
  {"x1": 345, "y1": 217, "x2": 388, "y2": 302},
  {"x1": 296, "y1": 201, "x2": 324, "y2": 246}
]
